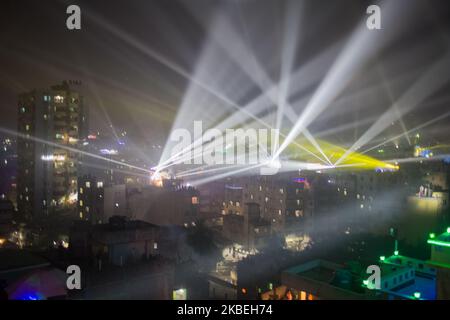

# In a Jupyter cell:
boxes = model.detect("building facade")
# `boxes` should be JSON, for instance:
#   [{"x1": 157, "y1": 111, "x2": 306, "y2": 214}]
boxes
[{"x1": 17, "y1": 81, "x2": 88, "y2": 219}]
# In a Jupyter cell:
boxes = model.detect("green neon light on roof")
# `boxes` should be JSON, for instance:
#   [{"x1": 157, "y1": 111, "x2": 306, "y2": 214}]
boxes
[
  {"x1": 380, "y1": 256, "x2": 385, "y2": 261},
  {"x1": 414, "y1": 292, "x2": 421, "y2": 299},
  {"x1": 427, "y1": 239, "x2": 450, "y2": 247},
  {"x1": 429, "y1": 233, "x2": 436, "y2": 239},
  {"x1": 394, "y1": 250, "x2": 399, "y2": 256},
  {"x1": 447, "y1": 227, "x2": 450, "y2": 233}
]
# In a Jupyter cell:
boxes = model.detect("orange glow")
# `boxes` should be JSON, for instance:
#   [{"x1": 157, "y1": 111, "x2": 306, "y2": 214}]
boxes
[
  {"x1": 300, "y1": 291, "x2": 307, "y2": 300},
  {"x1": 286, "y1": 291, "x2": 293, "y2": 300}
]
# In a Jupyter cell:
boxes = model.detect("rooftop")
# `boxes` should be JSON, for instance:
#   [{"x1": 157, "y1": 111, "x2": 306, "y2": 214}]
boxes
[
  {"x1": 378, "y1": 253, "x2": 437, "y2": 300},
  {"x1": 298, "y1": 266, "x2": 336, "y2": 283},
  {"x1": 285, "y1": 260, "x2": 367, "y2": 295},
  {"x1": 427, "y1": 228, "x2": 450, "y2": 248},
  {"x1": 93, "y1": 219, "x2": 158, "y2": 233},
  {"x1": 391, "y1": 275, "x2": 436, "y2": 300},
  {"x1": 0, "y1": 249, "x2": 49, "y2": 272}
]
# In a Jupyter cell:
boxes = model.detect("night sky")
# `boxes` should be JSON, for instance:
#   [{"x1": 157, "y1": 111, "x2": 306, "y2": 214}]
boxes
[{"x1": 1, "y1": 0, "x2": 449, "y2": 147}]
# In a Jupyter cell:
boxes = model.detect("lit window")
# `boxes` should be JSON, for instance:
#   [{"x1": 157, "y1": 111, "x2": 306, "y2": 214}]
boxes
[
  {"x1": 280, "y1": 188, "x2": 284, "y2": 194},
  {"x1": 300, "y1": 291, "x2": 307, "y2": 300},
  {"x1": 97, "y1": 181, "x2": 103, "y2": 188},
  {"x1": 191, "y1": 196, "x2": 199, "y2": 205},
  {"x1": 85, "y1": 181, "x2": 91, "y2": 188},
  {"x1": 54, "y1": 95, "x2": 64, "y2": 103},
  {"x1": 79, "y1": 212, "x2": 83, "y2": 219},
  {"x1": 236, "y1": 201, "x2": 240, "y2": 207},
  {"x1": 79, "y1": 200, "x2": 83, "y2": 206},
  {"x1": 115, "y1": 203, "x2": 119, "y2": 208},
  {"x1": 154, "y1": 242, "x2": 158, "y2": 250},
  {"x1": 79, "y1": 187, "x2": 83, "y2": 194}
]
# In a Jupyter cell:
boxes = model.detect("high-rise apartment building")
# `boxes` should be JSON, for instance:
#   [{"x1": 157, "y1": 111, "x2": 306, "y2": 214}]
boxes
[{"x1": 17, "y1": 81, "x2": 88, "y2": 219}]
